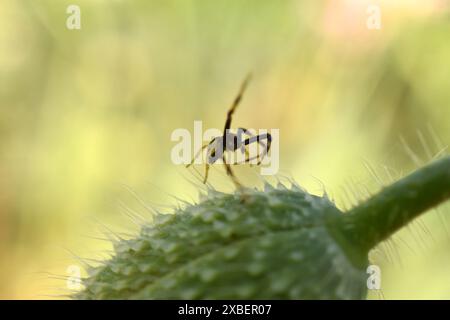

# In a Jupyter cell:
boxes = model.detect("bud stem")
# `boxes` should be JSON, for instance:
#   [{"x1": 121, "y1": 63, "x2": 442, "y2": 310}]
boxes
[{"x1": 335, "y1": 156, "x2": 450, "y2": 256}]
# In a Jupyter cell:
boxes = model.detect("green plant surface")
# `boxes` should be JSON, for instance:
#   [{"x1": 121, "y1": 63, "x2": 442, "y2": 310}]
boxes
[{"x1": 76, "y1": 156, "x2": 450, "y2": 299}]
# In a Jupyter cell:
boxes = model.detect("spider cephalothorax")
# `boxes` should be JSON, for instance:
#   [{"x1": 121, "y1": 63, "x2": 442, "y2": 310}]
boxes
[{"x1": 187, "y1": 75, "x2": 272, "y2": 188}]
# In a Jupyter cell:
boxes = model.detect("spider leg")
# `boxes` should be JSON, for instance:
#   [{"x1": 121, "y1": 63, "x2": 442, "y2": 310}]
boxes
[
  {"x1": 233, "y1": 143, "x2": 266, "y2": 165},
  {"x1": 231, "y1": 129, "x2": 271, "y2": 165},
  {"x1": 236, "y1": 131, "x2": 254, "y2": 166},
  {"x1": 236, "y1": 127, "x2": 265, "y2": 164},
  {"x1": 244, "y1": 148, "x2": 255, "y2": 167},
  {"x1": 243, "y1": 133, "x2": 272, "y2": 165},
  {"x1": 202, "y1": 141, "x2": 220, "y2": 183},
  {"x1": 223, "y1": 74, "x2": 252, "y2": 135},
  {"x1": 186, "y1": 142, "x2": 210, "y2": 168},
  {"x1": 203, "y1": 164, "x2": 210, "y2": 184},
  {"x1": 223, "y1": 153, "x2": 243, "y2": 189},
  {"x1": 237, "y1": 127, "x2": 253, "y2": 136},
  {"x1": 255, "y1": 133, "x2": 271, "y2": 165},
  {"x1": 236, "y1": 127, "x2": 254, "y2": 148}
]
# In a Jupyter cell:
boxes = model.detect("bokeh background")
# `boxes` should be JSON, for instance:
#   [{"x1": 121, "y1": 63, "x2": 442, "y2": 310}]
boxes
[{"x1": 1, "y1": 0, "x2": 449, "y2": 299}]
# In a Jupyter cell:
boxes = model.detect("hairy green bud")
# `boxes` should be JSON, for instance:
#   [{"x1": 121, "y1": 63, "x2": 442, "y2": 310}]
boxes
[{"x1": 76, "y1": 157, "x2": 450, "y2": 299}]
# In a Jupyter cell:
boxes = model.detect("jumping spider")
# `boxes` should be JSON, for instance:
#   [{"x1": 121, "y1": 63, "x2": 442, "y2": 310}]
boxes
[{"x1": 186, "y1": 75, "x2": 272, "y2": 188}]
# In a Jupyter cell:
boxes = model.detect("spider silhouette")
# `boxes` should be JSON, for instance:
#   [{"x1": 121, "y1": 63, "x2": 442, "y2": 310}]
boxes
[{"x1": 186, "y1": 75, "x2": 272, "y2": 188}]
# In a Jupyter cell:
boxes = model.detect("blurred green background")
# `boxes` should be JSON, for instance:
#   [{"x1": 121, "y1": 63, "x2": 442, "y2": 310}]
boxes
[{"x1": 0, "y1": 0, "x2": 449, "y2": 299}]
